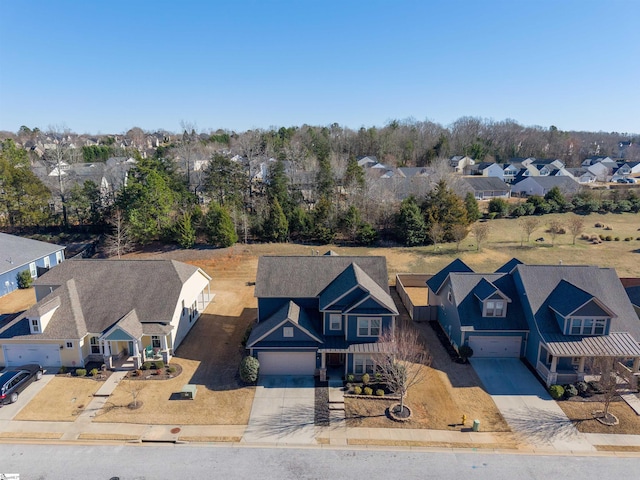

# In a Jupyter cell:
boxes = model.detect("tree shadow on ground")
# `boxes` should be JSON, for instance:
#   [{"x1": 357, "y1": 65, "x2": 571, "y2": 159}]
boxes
[{"x1": 503, "y1": 406, "x2": 583, "y2": 444}]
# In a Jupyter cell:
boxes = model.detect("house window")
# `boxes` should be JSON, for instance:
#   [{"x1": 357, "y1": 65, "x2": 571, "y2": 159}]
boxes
[
  {"x1": 569, "y1": 318, "x2": 607, "y2": 335},
  {"x1": 283, "y1": 326, "x2": 294, "y2": 338},
  {"x1": 485, "y1": 300, "x2": 505, "y2": 317},
  {"x1": 29, "y1": 262, "x2": 37, "y2": 278},
  {"x1": 31, "y1": 318, "x2": 40, "y2": 333},
  {"x1": 66, "y1": 342, "x2": 73, "y2": 348},
  {"x1": 447, "y1": 289, "x2": 453, "y2": 303},
  {"x1": 56, "y1": 251, "x2": 63, "y2": 264},
  {"x1": 90, "y1": 336, "x2": 101, "y2": 354},
  {"x1": 354, "y1": 355, "x2": 375, "y2": 375},
  {"x1": 182, "y1": 300, "x2": 186, "y2": 317},
  {"x1": 44, "y1": 256, "x2": 50, "y2": 268},
  {"x1": 329, "y1": 314, "x2": 342, "y2": 331},
  {"x1": 357, "y1": 317, "x2": 381, "y2": 337},
  {"x1": 152, "y1": 336, "x2": 161, "y2": 348}
]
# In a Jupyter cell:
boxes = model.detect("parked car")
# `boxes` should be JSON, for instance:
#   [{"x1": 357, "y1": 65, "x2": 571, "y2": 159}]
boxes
[{"x1": 0, "y1": 364, "x2": 43, "y2": 405}]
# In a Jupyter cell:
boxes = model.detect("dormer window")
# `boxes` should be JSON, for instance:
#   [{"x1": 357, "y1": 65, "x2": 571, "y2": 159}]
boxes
[
  {"x1": 283, "y1": 326, "x2": 294, "y2": 337},
  {"x1": 485, "y1": 300, "x2": 505, "y2": 317},
  {"x1": 31, "y1": 318, "x2": 40, "y2": 333},
  {"x1": 569, "y1": 318, "x2": 607, "y2": 335}
]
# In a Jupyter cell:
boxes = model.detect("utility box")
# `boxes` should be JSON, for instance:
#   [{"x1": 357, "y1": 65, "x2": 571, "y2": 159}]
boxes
[
  {"x1": 180, "y1": 384, "x2": 197, "y2": 400},
  {"x1": 472, "y1": 419, "x2": 480, "y2": 432}
]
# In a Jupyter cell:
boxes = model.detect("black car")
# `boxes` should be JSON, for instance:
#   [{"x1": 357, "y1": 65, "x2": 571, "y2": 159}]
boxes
[{"x1": 0, "y1": 364, "x2": 43, "y2": 405}]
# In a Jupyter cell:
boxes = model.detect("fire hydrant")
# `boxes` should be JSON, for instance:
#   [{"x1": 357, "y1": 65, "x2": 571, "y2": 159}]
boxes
[{"x1": 461, "y1": 414, "x2": 467, "y2": 425}]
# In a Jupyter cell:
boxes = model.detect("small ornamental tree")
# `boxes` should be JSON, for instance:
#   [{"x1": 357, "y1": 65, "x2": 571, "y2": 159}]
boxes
[
  {"x1": 376, "y1": 326, "x2": 431, "y2": 415},
  {"x1": 240, "y1": 356, "x2": 260, "y2": 384},
  {"x1": 17, "y1": 270, "x2": 33, "y2": 289}
]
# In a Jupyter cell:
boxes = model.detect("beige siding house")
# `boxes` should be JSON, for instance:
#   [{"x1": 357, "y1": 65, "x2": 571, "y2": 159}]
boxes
[{"x1": 0, "y1": 259, "x2": 213, "y2": 370}]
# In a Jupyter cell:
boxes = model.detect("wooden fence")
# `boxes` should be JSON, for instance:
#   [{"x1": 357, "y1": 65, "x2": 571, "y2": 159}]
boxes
[{"x1": 395, "y1": 274, "x2": 438, "y2": 322}]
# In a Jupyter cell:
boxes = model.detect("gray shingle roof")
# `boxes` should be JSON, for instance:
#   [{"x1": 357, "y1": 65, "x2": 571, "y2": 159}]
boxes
[
  {"x1": 0, "y1": 233, "x2": 65, "y2": 276},
  {"x1": 1, "y1": 259, "x2": 202, "y2": 340},
  {"x1": 514, "y1": 264, "x2": 640, "y2": 344},
  {"x1": 247, "y1": 301, "x2": 322, "y2": 347},
  {"x1": 463, "y1": 177, "x2": 510, "y2": 192},
  {"x1": 255, "y1": 256, "x2": 390, "y2": 299}
]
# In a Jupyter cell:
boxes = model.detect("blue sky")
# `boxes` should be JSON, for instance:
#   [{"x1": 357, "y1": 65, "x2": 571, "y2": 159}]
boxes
[{"x1": 1, "y1": 0, "x2": 638, "y2": 135}]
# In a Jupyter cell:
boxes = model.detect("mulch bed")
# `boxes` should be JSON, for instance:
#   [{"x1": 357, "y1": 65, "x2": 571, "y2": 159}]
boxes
[
  {"x1": 314, "y1": 378, "x2": 330, "y2": 427},
  {"x1": 55, "y1": 361, "x2": 114, "y2": 382},
  {"x1": 125, "y1": 363, "x2": 183, "y2": 380},
  {"x1": 428, "y1": 321, "x2": 466, "y2": 363}
]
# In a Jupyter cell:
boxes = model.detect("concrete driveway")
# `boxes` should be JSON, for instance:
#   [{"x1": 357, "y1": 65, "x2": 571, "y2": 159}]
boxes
[
  {"x1": 0, "y1": 368, "x2": 56, "y2": 420},
  {"x1": 242, "y1": 376, "x2": 317, "y2": 445},
  {"x1": 470, "y1": 358, "x2": 594, "y2": 451}
]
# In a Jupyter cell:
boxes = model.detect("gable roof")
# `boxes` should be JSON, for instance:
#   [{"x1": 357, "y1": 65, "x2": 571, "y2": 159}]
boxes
[
  {"x1": 246, "y1": 301, "x2": 322, "y2": 347},
  {"x1": 426, "y1": 258, "x2": 473, "y2": 294},
  {"x1": 546, "y1": 280, "x2": 615, "y2": 318},
  {"x1": 472, "y1": 277, "x2": 510, "y2": 302},
  {"x1": 255, "y1": 256, "x2": 390, "y2": 299},
  {"x1": 1, "y1": 259, "x2": 207, "y2": 340},
  {"x1": 514, "y1": 265, "x2": 640, "y2": 341},
  {"x1": 0, "y1": 233, "x2": 65, "y2": 276},
  {"x1": 495, "y1": 258, "x2": 523, "y2": 274}
]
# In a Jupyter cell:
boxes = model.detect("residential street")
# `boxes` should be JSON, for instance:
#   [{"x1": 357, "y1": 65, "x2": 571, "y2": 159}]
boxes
[{"x1": 0, "y1": 443, "x2": 639, "y2": 480}]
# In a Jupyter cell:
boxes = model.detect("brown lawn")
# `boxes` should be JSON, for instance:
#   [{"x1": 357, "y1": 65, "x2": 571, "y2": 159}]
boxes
[
  {"x1": 93, "y1": 253, "x2": 257, "y2": 425},
  {"x1": 557, "y1": 398, "x2": 640, "y2": 435},
  {"x1": 345, "y1": 300, "x2": 512, "y2": 434},
  {"x1": 0, "y1": 288, "x2": 36, "y2": 314},
  {"x1": 14, "y1": 377, "x2": 101, "y2": 422}
]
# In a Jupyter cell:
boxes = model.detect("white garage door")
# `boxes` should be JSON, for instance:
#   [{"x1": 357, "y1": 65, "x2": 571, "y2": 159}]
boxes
[
  {"x1": 3, "y1": 344, "x2": 62, "y2": 367},
  {"x1": 468, "y1": 336, "x2": 521, "y2": 358},
  {"x1": 258, "y1": 352, "x2": 316, "y2": 375}
]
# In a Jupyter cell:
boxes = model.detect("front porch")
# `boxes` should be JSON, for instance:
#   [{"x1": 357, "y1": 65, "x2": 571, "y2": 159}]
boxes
[
  {"x1": 100, "y1": 333, "x2": 173, "y2": 371},
  {"x1": 536, "y1": 355, "x2": 640, "y2": 387}
]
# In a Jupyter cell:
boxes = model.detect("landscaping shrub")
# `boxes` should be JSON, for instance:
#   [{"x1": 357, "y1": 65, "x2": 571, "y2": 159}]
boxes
[
  {"x1": 361, "y1": 373, "x2": 370, "y2": 385},
  {"x1": 59, "y1": 366, "x2": 67, "y2": 374},
  {"x1": 594, "y1": 223, "x2": 603, "y2": 228},
  {"x1": 354, "y1": 386, "x2": 362, "y2": 395},
  {"x1": 588, "y1": 381, "x2": 604, "y2": 394},
  {"x1": 142, "y1": 362, "x2": 151, "y2": 370},
  {"x1": 375, "y1": 389, "x2": 385, "y2": 397},
  {"x1": 576, "y1": 381, "x2": 589, "y2": 394},
  {"x1": 363, "y1": 387, "x2": 373, "y2": 396},
  {"x1": 564, "y1": 384, "x2": 578, "y2": 398},
  {"x1": 458, "y1": 345, "x2": 474, "y2": 363},
  {"x1": 168, "y1": 366, "x2": 176, "y2": 374},
  {"x1": 614, "y1": 237, "x2": 620, "y2": 241},
  {"x1": 90, "y1": 368, "x2": 98, "y2": 377},
  {"x1": 599, "y1": 234, "x2": 605, "y2": 240},
  {"x1": 605, "y1": 235, "x2": 612, "y2": 241},
  {"x1": 625, "y1": 237, "x2": 633, "y2": 241},
  {"x1": 375, "y1": 372, "x2": 382, "y2": 382},
  {"x1": 239, "y1": 356, "x2": 260, "y2": 383},
  {"x1": 346, "y1": 374, "x2": 355, "y2": 383},
  {"x1": 549, "y1": 384, "x2": 564, "y2": 400},
  {"x1": 75, "y1": 369, "x2": 87, "y2": 377},
  {"x1": 16, "y1": 270, "x2": 33, "y2": 289},
  {"x1": 153, "y1": 360, "x2": 165, "y2": 370}
]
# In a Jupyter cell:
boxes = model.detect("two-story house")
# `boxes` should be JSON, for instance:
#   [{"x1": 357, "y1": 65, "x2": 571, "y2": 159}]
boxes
[
  {"x1": 427, "y1": 259, "x2": 640, "y2": 387},
  {"x1": 247, "y1": 253, "x2": 398, "y2": 379}
]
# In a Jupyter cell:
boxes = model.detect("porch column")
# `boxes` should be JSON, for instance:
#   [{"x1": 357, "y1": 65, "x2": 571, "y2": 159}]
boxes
[
  {"x1": 550, "y1": 356, "x2": 558, "y2": 373},
  {"x1": 161, "y1": 335, "x2": 168, "y2": 351},
  {"x1": 320, "y1": 352, "x2": 326, "y2": 369},
  {"x1": 578, "y1": 357, "x2": 586, "y2": 373},
  {"x1": 103, "y1": 341, "x2": 112, "y2": 369}
]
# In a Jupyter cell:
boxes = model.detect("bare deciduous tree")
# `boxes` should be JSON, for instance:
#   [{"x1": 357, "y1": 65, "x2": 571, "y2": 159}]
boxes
[
  {"x1": 547, "y1": 219, "x2": 564, "y2": 246},
  {"x1": 376, "y1": 326, "x2": 431, "y2": 415},
  {"x1": 472, "y1": 222, "x2": 490, "y2": 251},
  {"x1": 589, "y1": 356, "x2": 628, "y2": 424},
  {"x1": 103, "y1": 208, "x2": 134, "y2": 258},
  {"x1": 451, "y1": 224, "x2": 469, "y2": 252},
  {"x1": 124, "y1": 379, "x2": 146, "y2": 408},
  {"x1": 519, "y1": 217, "x2": 540, "y2": 246},
  {"x1": 428, "y1": 222, "x2": 444, "y2": 251},
  {"x1": 567, "y1": 215, "x2": 585, "y2": 245}
]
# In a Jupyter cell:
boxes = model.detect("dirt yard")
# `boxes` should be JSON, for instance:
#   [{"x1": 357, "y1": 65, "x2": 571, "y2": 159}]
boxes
[
  {"x1": 15, "y1": 377, "x2": 101, "y2": 422},
  {"x1": 558, "y1": 397, "x2": 640, "y2": 435}
]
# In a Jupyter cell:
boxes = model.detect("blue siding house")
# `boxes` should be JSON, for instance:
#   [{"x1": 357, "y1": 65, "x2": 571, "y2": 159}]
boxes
[
  {"x1": 428, "y1": 258, "x2": 640, "y2": 386},
  {"x1": 0, "y1": 233, "x2": 66, "y2": 297},
  {"x1": 247, "y1": 253, "x2": 398, "y2": 378}
]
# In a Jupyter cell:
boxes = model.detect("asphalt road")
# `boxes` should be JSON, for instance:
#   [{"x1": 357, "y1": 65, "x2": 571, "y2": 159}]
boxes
[{"x1": 0, "y1": 444, "x2": 639, "y2": 479}]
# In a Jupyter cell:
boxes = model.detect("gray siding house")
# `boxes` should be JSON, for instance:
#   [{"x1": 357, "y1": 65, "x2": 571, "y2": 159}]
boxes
[{"x1": 0, "y1": 233, "x2": 66, "y2": 297}]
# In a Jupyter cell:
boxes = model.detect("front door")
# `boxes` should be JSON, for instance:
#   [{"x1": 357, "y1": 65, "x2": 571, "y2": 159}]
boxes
[
  {"x1": 327, "y1": 353, "x2": 345, "y2": 367},
  {"x1": 128, "y1": 341, "x2": 134, "y2": 356}
]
